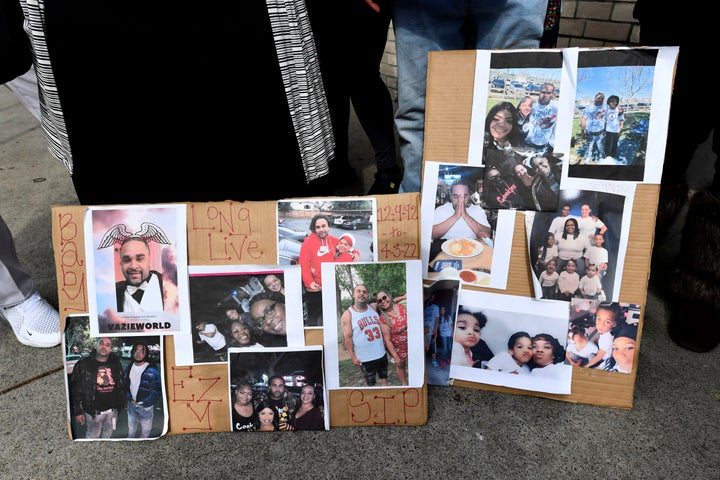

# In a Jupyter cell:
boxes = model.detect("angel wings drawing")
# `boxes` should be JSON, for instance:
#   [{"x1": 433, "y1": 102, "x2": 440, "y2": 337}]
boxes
[{"x1": 97, "y1": 222, "x2": 171, "y2": 249}]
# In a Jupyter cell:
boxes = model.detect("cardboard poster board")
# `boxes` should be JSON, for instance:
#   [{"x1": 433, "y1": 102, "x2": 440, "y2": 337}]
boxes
[
  {"x1": 423, "y1": 50, "x2": 662, "y2": 409},
  {"x1": 52, "y1": 193, "x2": 427, "y2": 435}
]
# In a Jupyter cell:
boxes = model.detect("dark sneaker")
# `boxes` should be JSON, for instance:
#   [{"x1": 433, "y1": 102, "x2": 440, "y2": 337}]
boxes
[{"x1": 367, "y1": 168, "x2": 401, "y2": 195}]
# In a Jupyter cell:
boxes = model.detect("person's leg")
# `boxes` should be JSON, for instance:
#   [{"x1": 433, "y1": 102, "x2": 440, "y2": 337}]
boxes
[
  {"x1": 346, "y1": 0, "x2": 400, "y2": 193},
  {"x1": 99, "y1": 410, "x2": 116, "y2": 439},
  {"x1": 0, "y1": 214, "x2": 60, "y2": 347},
  {"x1": 397, "y1": 362, "x2": 408, "y2": 385},
  {"x1": 555, "y1": 258, "x2": 568, "y2": 275},
  {"x1": 393, "y1": 0, "x2": 546, "y2": 193},
  {"x1": 393, "y1": 0, "x2": 467, "y2": 193},
  {"x1": 612, "y1": 133, "x2": 620, "y2": 158},
  {"x1": 590, "y1": 134, "x2": 603, "y2": 162},
  {"x1": 360, "y1": 362, "x2": 378, "y2": 386},
  {"x1": 305, "y1": 0, "x2": 354, "y2": 184},
  {"x1": 467, "y1": 0, "x2": 547, "y2": 51},
  {"x1": 0, "y1": 214, "x2": 35, "y2": 307},
  {"x1": 138, "y1": 406, "x2": 154, "y2": 438},
  {"x1": 127, "y1": 404, "x2": 138, "y2": 438},
  {"x1": 84, "y1": 413, "x2": 103, "y2": 439},
  {"x1": 444, "y1": 336, "x2": 453, "y2": 361},
  {"x1": 429, "y1": 334, "x2": 439, "y2": 368},
  {"x1": 377, "y1": 355, "x2": 389, "y2": 386},
  {"x1": 596, "y1": 133, "x2": 606, "y2": 161},
  {"x1": 574, "y1": 257, "x2": 586, "y2": 279},
  {"x1": 635, "y1": 19, "x2": 714, "y2": 236},
  {"x1": 604, "y1": 133, "x2": 615, "y2": 158},
  {"x1": 665, "y1": 122, "x2": 720, "y2": 352},
  {"x1": 588, "y1": 134, "x2": 599, "y2": 162},
  {"x1": 303, "y1": 291, "x2": 323, "y2": 327},
  {"x1": 583, "y1": 135, "x2": 594, "y2": 163}
]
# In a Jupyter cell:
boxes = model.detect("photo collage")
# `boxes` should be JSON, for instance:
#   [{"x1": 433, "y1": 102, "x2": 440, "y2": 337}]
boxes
[{"x1": 59, "y1": 46, "x2": 677, "y2": 439}]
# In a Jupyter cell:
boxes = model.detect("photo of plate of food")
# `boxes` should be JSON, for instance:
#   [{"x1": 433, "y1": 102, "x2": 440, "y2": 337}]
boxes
[
  {"x1": 441, "y1": 238, "x2": 484, "y2": 258},
  {"x1": 458, "y1": 269, "x2": 491, "y2": 286}
]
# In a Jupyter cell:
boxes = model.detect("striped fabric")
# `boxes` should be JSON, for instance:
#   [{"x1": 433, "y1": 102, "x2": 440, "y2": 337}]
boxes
[
  {"x1": 267, "y1": 0, "x2": 334, "y2": 183},
  {"x1": 19, "y1": 0, "x2": 73, "y2": 175},
  {"x1": 21, "y1": 0, "x2": 334, "y2": 184}
]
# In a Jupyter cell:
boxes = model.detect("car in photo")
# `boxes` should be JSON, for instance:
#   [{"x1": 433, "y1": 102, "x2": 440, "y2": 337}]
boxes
[
  {"x1": 333, "y1": 215, "x2": 349, "y2": 226},
  {"x1": 283, "y1": 372, "x2": 308, "y2": 388},
  {"x1": 278, "y1": 237, "x2": 302, "y2": 265},
  {"x1": 526, "y1": 83, "x2": 542, "y2": 95},
  {"x1": 337, "y1": 217, "x2": 372, "y2": 230},
  {"x1": 278, "y1": 225, "x2": 308, "y2": 243},
  {"x1": 65, "y1": 353, "x2": 82, "y2": 375},
  {"x1": 509, "y1": 80, "x2": 524, "y2": 94},
  {"x1": 145, "y1": 344, "x2": 161, "y2": 363},
  {"x1": 489, "y1": 78, "x2": 506, "y2": 93}
]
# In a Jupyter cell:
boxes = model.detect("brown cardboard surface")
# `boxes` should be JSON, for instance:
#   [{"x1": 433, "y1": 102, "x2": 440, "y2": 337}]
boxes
[
  {"x1": 424, "y1": 50, "x2": 659, "y2": 409},
  {"x1": 52, "y1": 193, "x2": 427, "y2": 435}
]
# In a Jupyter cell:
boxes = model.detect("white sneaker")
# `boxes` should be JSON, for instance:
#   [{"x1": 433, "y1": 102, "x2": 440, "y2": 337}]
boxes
[{"x1": 1, "y1": 291, "x2": 61, "y2": 347}]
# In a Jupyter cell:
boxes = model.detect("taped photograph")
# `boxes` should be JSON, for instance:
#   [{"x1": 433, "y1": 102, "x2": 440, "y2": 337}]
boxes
[
  {"x1": 63, "y1": 314, "x2": 168, "y2": 441},
  {"x1": 173, "y1": 265, "x2": 305, "y2": 366},
  {"x1": 421, "y1": 162, "x2": 514, "y2": 290},
  {"x1": 322, "y1": 260, "x2": 424, "y2": 389},
  {"x1": 277, "y1": 198, "x2": 378, "y2": 328},
  {"x1": 84, "y1": 204, "x2": 190, "y2": 336},
  {"x1": 228, "y1": 345, "x2": 328, "y2": 431},
  {"x1": 449, "y1": 290, "x2": 572, "y2": 395}
]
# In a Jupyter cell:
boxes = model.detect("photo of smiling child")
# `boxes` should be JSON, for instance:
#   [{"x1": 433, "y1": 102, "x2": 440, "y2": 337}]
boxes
[
  {"x1": 484, "y1": 331, "x2": 533, "y2": 374},
  {"x1": 449, "y1": 289, "x2": 572, "y2": 395}
]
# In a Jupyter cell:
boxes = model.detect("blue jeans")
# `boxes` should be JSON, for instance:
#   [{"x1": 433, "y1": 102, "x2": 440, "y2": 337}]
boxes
[
  {"x1": 585, "y1": 131, "x2": 606, "y2": 162},
  {"x1": 393, "y1": 0, "x2": 549, "y2": 192},
  {"x1": 440, "y1": 335, "x2": 453, "y2": 360},
  {"x1": 127, "y1": 402, "x2": 154, "y2": 438}
]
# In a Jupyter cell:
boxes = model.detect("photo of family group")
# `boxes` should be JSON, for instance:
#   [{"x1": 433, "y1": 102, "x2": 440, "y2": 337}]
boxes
[
  {"x1": 173, "y1": 265, "x2": 306, "y2": 366},
  {"x1": 228, "y1": 346, "x2": 327, "y2": 431},
  {"x1": 526, "y1": 185, "x2": 634, "y2": 303},
  {"x1": 565, "y1": 299, "x2": 641, "y2": 374},
  {"x1": 448, "y1": 289, "x2": 572, "y2": 395},
  {"x1": 479, "y1": 50, "x2": 565, "y2": 212}
]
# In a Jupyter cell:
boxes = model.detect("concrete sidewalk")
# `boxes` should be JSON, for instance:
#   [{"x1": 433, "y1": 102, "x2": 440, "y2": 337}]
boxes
[{"x1": 1, "y1": 84, "x2": 718, "y2": 479}]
